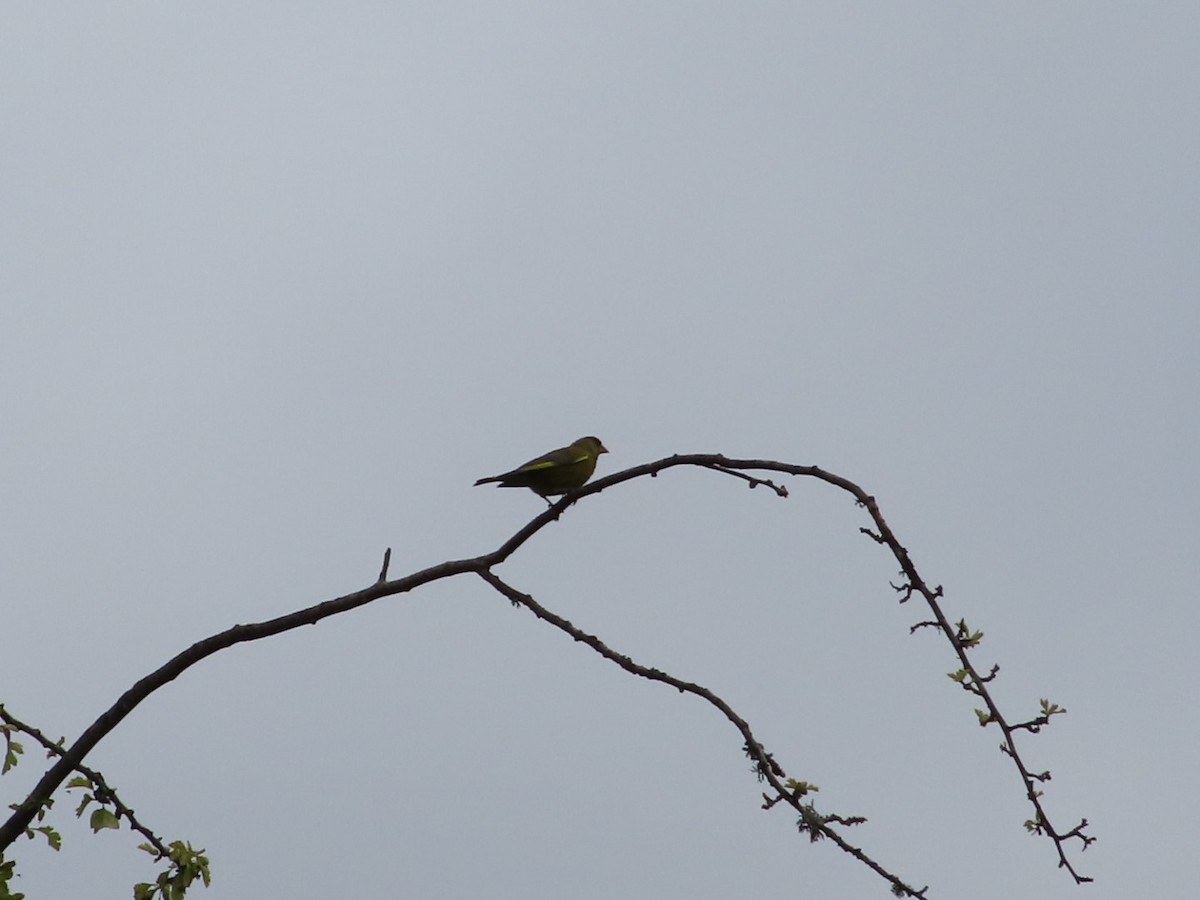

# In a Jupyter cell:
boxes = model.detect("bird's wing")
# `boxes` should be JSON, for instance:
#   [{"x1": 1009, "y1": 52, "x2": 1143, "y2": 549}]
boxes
[{"x1": 517, "y1": 445, "x2": 578, "y2": 473}]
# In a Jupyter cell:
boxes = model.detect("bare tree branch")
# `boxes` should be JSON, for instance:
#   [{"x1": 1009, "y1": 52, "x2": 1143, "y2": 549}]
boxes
[
  {"x1": 0, "y1": 453, "x2": 1090, "y2": 892},
  {"x1": 477, "y1": 569, "x2": 927, "y2": 897}
]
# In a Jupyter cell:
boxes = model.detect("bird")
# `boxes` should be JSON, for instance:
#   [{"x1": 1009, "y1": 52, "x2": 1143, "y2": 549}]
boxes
[{"x1": 474, "y1": 436, "x2": 609, "y2": 503}]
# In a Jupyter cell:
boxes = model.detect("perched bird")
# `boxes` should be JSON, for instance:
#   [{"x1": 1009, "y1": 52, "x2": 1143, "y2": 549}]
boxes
[{"x1": 474, "y1": 436, "x2": 609, "y2": 502}]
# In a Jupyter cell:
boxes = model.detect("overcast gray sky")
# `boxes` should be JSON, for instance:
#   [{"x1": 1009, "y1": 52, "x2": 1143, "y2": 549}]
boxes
[{"x1": 3, "y1": 3, "x2": 1198, "y2": 898}]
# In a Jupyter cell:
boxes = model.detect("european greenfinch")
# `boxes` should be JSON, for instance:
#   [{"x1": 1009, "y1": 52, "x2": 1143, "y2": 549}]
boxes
[{"x1": 474, "y1": 436, "x2": 609, "y2": 502}]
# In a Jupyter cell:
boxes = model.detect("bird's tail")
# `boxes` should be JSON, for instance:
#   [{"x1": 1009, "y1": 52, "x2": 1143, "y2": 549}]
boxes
[{"x1": 474, "y1": 476, "x2": 501, "y2": 486}]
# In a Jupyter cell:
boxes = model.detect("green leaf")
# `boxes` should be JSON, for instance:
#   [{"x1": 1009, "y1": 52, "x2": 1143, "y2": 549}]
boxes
[
  {"x1": 0, "y1": 855, "x2": 27, "y2": 900},
  {"x1": 953, "y1": 618, "x2": 984, "y2": 647},
  {"x1": 1039, "y1": 698, "x2": 1066, "y2": 716},
  {"x1": 133, "y1": 883, "x2": 156, "y2": 900},
  {"x1": 0, "y1": 854, "x2": 27, "y2": 897},
  {"x1": 30, "y1": 825, "x2": 61, "y2": 851},
  {"x1": 1, "y1": 738, "x2": 22, "y2": 775},
  {"x1": 74, "y1": 793, "x2": 94, "y2": 818},
  {"x1": 65, "y1": 775, "x2": 91, "y2": 790},
  {"x1": 784, "y1": 779, "x2": 819, "y2": 796},
  {"x1": 88, "y1": 808, "x2": 120, "y2": 832},
  {"x1": 146, "y1": 840, "x2": 214, "y2": 898}
]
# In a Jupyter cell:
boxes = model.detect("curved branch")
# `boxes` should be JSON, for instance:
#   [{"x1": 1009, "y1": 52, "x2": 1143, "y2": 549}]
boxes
[{"x1": 1, "y1": 453, "x2": 1090, "y2": 889}]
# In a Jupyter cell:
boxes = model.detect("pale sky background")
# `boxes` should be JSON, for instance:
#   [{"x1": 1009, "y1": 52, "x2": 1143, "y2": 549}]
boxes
[{"x1": 3, "y1": 4, "x2": 1198, "y2": 898}]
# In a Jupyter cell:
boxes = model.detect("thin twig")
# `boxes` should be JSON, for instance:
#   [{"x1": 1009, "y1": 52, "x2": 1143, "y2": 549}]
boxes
[
  {"x1": 478, "y1": 570, "x2": 926, "y2": 897},
  {"x1": 0, "y1": 706, "x2": 169, "y2": 858}
]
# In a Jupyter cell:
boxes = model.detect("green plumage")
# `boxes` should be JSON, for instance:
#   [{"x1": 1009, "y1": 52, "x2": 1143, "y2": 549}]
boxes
[{"x1": 474, "y1": 436, "x2": 609, "y2": 501}]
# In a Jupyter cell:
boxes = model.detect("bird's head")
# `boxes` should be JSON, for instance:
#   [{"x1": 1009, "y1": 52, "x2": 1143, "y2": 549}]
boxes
[{"x1": 576, "y1": 436, "x2": 608, "y2": 456}]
